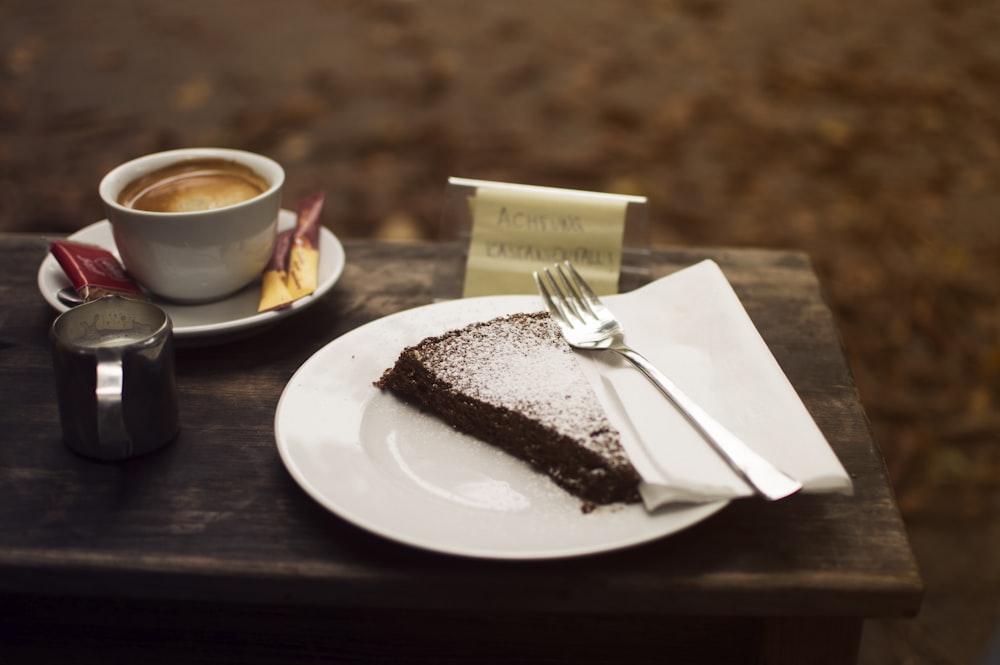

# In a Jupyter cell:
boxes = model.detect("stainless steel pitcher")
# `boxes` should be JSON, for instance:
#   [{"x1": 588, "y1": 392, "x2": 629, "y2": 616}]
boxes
[{"x1": 50, "y1": 295, "x2": 179, "y2": 460}]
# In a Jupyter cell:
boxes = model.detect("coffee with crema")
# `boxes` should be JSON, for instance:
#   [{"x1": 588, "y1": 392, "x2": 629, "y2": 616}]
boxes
[{"x1": 117, "y1": 158, "x2": 269, "y2": 213}]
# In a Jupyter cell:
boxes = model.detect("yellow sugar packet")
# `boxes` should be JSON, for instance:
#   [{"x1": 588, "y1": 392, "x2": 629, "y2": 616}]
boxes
[
  {"x1": 257, "y1": 192, "x2": 325, "y2": 312},
  {"x1": 257, "y1": 229, "x2": 295, "y2": 312},
  {"x1": 286, "y1": 192, "x2": 324, "y2": 300}
]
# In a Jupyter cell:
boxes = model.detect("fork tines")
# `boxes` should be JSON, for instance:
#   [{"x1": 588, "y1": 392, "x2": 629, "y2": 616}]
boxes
[{"x1": 533, "y1": 262, "x2": 596, "y2": 326}]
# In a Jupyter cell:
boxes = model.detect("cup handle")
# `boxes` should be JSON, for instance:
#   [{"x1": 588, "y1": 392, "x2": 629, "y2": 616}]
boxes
[{"x1": 95, "y1": 348, "x2": 132, "y2": 458}]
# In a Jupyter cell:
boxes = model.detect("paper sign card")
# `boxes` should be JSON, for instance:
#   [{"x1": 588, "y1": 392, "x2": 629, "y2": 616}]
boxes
[{"x1": 462, "y1": 183, "x2": 631, "y2": 298}]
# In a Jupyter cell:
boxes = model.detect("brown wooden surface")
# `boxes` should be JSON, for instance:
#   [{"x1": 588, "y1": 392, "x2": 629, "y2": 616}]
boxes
[{"x1": 0, "y1": 233, "x2": 921, "y2": 663}]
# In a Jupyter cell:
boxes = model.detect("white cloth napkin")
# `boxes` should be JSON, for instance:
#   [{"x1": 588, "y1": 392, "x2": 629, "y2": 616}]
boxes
[{"x1": 573, "y1": 260, "x2": 853, "y2": 509}]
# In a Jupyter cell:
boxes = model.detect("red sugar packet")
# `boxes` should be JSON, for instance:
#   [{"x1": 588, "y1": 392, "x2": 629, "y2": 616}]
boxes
[
  {"x1": 257, "y1": 192, "x2": 325, "y2": 312},
  {"x1": 50, "y1": 241, "x2": 146, "y2": 302}
]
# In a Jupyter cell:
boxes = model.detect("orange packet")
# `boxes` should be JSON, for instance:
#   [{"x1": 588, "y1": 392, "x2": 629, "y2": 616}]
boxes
[
  {"x1": 257, "y1": 193, "x2": 325, "y2": 312},
  {"x1": 257, "y1": 229, "x2": 295, "y2": 312},
  {"x1": 287, "y1": 192, "x2": 324, "y2": 300}
]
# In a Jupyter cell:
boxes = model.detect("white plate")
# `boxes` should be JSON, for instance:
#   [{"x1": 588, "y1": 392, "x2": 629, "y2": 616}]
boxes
[
  {"x1": 275, "y1": 295, "x2": 728, "y2": 560},
  {"x1": 38, "y1": 210, "x2": 346, "y2": 346}
]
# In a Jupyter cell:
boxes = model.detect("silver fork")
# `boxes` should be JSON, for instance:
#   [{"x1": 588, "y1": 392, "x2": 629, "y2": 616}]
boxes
[{"x1": 533, "y1": 262, "x2": 802, "y2": 501}]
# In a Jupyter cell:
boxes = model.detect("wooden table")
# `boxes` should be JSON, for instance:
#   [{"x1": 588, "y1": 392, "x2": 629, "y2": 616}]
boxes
[{"x1": 0, "y1": 233, "x2": 922, "y2": 664}]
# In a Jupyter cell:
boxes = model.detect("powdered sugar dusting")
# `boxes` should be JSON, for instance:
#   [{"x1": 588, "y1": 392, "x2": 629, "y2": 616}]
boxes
[{"x1": 415, "y1": 312, "x2": 628, "y2": 463}]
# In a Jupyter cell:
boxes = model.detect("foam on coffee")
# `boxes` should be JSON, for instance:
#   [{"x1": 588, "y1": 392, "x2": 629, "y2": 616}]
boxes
[{"x1": 117, "y1": 158, "x2": 269, "y2": 213}]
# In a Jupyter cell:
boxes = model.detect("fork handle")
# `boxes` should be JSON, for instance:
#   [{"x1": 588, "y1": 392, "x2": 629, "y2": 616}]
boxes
[{"x1": 616, "y1": 346, "x2": 803, "y2": 501}]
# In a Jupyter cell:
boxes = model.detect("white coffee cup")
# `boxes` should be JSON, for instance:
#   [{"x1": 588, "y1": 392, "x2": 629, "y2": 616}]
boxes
[{"x1": 99, "y1": 147, "x2": 284, "y2": 304}]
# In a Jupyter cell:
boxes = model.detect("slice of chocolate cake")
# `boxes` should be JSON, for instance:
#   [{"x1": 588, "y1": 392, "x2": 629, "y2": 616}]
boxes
[{"x1": 375, "y1": 312, "x2": 641, "y2": 505}]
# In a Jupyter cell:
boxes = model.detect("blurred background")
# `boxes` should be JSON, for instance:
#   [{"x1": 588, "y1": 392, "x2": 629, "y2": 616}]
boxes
[{"x1": 2, "y1": 0, "x2": 998, "y2": 662}]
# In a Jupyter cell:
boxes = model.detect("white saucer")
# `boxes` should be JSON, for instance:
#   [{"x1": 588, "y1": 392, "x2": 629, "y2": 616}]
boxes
[
  {"x1": 38, "y1": 209, "x2": 346, "y2": 346},
  {"x1": 275, "y1": 295, "x2": 728, "y2": 560}
]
